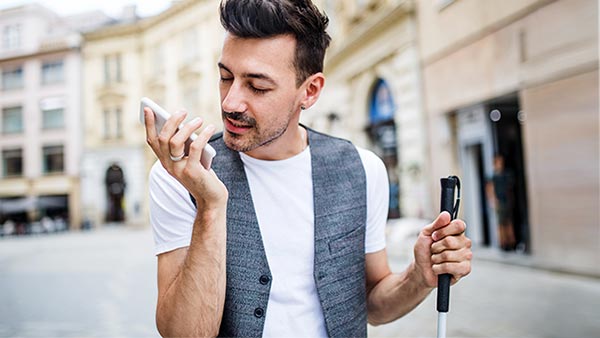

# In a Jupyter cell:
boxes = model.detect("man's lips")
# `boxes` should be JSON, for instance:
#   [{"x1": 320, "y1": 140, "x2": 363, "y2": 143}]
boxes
[{"x1": 224, "y1": 117, "x2": 252, "y2": 134}]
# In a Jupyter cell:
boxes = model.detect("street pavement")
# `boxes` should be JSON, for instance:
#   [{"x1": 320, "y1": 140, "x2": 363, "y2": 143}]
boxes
[
  {"x1": 0, "y1": 227, "x2": 158, "y2": 337},
  {"x1": 0, "y1": 224, "x2": 599, "y2": 338}
]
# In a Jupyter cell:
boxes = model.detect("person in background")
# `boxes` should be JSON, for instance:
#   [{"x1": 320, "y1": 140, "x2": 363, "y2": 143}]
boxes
[{"x1": 487, "y1": 154, "x2": 516, "y2": 251}]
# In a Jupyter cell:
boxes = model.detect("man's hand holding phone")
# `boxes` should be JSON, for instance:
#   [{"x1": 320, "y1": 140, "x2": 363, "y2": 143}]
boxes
[
  {"x1": 141, "y1": 98, "x2": 227, "y2": 210},
  {"x1": 140, "y1": 97, "x2": 216, "y2": 169}
]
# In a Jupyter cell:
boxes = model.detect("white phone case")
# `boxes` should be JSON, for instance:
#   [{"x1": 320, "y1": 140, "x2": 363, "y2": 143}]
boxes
[{"x1": 139, "y1": 97, "x2": 216, "y2": 169}]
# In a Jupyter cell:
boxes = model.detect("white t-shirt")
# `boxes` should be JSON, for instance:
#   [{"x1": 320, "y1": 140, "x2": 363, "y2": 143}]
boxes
[{"x1": 149, "y1": 145, "x2": 389, "y2": 337}]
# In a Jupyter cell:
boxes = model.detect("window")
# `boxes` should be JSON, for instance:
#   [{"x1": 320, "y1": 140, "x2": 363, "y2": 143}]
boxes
[
  {"x1": 42, "y1": 108, "x2": 64, "y2": 129},
  {"x1": 40, "y1": 97, "x2": 65, "y2": 129},
  {"x1": 2, "y1": 148, "x2": 23, "y2": 177},
  {"x1": 42, "y1": 145, "x2": 64, "y2": 174},
  {"x1": 2, "y1": 106, "x2": 23, "y2": 134},
  {"x1": 2, "y1": 66, "x2": 23, "y2": 90},
  {"x1": 2, "y1": 24, "x2": 21, "y2": 50},
  {"x1": 41, "y1": 60, "x2": 64, "y2": 85},
  {"x1": 103, "y1": 107, "x2": 123, "y2": 139},
  {"x1": 103, "y1": 54, "x2": 121, "y2": 84}
]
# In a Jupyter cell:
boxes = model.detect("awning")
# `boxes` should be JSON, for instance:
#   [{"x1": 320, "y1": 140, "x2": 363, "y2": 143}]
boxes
[
  {"x1": 0, "y1": 197, "x2": 36, "y2": 214},
  {"x1": 0, "y1": 196, "x2": 68, "y2": 214}
]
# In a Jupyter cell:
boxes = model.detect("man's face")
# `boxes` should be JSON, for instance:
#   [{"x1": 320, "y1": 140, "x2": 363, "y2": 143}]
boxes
[{"x1": 218, "y1": 33, "x2": 303, "y2": 154}]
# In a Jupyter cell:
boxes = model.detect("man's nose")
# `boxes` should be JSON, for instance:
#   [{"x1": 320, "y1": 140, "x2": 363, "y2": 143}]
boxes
[{"x1": 222, "y1": 83, "x2": 247, "y2": 113}]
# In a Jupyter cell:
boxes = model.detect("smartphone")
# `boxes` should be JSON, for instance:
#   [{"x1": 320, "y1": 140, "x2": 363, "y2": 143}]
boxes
[{"x1": 139, "y1": 97, "x2": 216, "y2": 170}]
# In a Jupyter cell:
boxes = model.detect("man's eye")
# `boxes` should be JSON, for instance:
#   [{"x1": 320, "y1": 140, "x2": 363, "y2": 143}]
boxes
[
  {"x1": 250, "y1": 86, "x2": 269, "y2": 94},
  {"x1": 220, "y1": 77, "x2": 233, "y2": 82}
]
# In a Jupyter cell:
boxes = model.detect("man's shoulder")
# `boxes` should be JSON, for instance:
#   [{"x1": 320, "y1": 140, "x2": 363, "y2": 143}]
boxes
[
  {"x1": 305, "y1": 127, "x2": 382, "y2": 164},
  {"x1": 305, "y1": 126, "x2": 354, "y2": 147},
  {"x1": 355, "y1": 147, "x2": 383, "y2": 166},
  {"x1": 352, "y1": 146, "x2": 385, "y2": 183}
]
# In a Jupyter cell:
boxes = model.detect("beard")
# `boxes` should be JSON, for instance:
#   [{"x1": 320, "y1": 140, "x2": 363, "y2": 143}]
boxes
[{"x1": 222, "y1": 110, "x2": 290, "y2": 153}]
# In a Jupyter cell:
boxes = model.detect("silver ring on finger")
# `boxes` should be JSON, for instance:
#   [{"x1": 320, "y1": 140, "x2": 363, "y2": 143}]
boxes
[{"x1": 169, "y1": 152, "x2": 185, "y2": 162}]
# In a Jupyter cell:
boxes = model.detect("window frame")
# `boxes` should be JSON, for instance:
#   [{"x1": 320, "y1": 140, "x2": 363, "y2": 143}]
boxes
[
  {"x1": 42, "y1": 144, "x2": 65, "y2": 174},
  {"x1": 2, "y1": 105, "x2": 24, "y2": 134},
  {"x1": 41, "y1": 107, "x2": 64, "y2": 130},
  {"x1": 2, "y1": 147, "x2": 23, "y2": 177},
  {"x1": 1, "y1": 66, "x2": 24, "y2": 91},
  {"x1": 2, "y1": 24, "x2": 21, "y2": 50},
  {"x1": 103, "y1": 53, "x2": 122, "y2": 85},
  {"x1": 41, "y1": 60, "x2": 65, "y2": 85}
]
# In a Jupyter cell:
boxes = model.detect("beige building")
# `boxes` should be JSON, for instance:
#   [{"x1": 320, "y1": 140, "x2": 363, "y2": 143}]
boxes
[
  {"x1": 305, "y1": 0, "x2": 430, "y2": 219},
  {"x1": 418, "y1": 0, "x2": 598, "y2": 276},
  {"x1": 81, "y1": 0, "x2": 223, "y2": 227},
  {"x1": 0, "y1": 4, "x2": 90, "y2": 231}
]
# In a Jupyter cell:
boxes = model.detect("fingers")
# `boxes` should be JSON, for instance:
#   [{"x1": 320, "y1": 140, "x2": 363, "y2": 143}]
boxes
[
  {"x1": 431, "y1": 244, "x2": 472, "y2": 264},
  {"x1": 186, "y1": 124, "x2": 216, "y2": 169},
  {"x1": 144, "y1": 107, "x2": 157, "y2": 149},
  {"x1": 432, "y1": 219, "x2": 466, "y2": 242},
  {"x1": 421, "y1": 211, "x2": 451, "y2": 237},
  {"x1": 158, "y1": 110, "x2": 188, "y2": 159},
  {"x1": 431, "y1": 234, "x2": 472, "y2": 254},
  {"x1": 413, "y1": 216, "x2": 472, "y2": 287},
  {"x1": 169, "y1": 117, "x2": 204, "y2": 158},
  {"x1": 431, "y1": 260, "x2": 471, "y2": 283},
  {"x1": 425, "y1": 216, "x2": 472, "y2": 284}
]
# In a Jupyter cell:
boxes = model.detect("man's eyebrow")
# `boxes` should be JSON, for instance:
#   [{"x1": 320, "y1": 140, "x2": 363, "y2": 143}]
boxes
[
  {"x1": 218, "y1": 62, "x2": 277, "y2": 86},
  {"x1": 218, "y1": 62, "x2": 231, "y2": 73}
]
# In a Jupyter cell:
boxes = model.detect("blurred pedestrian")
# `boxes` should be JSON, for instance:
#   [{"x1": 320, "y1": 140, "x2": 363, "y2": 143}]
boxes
[
  {"x1": 2, "y1": 219, "x2": 15, "y2": 236},
  {"x1": 16, "y1": 221, "x2": 26, "y2": 235},
  {"x1": 41, "y1": 216, "x2": 55, "y2": 233},
  {"x1": 487, "y1": 154, "x2": 516, "y2": 251},
  {"x1": 144, "y1": 1, "x2": 472, "y2": 337}
]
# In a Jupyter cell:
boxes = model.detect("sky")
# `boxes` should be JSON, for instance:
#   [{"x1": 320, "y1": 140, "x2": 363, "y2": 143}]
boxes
[{"x1": 0, "y1": 0, "x2": 174, "y2": 18}]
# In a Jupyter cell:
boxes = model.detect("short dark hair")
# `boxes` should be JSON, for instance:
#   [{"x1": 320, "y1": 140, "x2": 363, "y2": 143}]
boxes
[{"x1": 220, "y1": 0, "x2": 331, "y2": 86}]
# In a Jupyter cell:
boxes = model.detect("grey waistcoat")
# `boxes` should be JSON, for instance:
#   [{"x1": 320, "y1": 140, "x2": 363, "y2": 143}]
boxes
[{"x1": 206, "y1": 128, "x2": 367, "y2": 338}]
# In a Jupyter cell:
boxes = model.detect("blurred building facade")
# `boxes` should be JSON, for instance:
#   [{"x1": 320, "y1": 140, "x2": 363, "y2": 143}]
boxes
[
  {"x1": 80, "y1": 0, "x2": 223, "y2": 227},
  {"x1": 0, "y1": 4, "x2": 89, "y2": 231},
  {"x1": 417, "y1": 0, "x2": 598, "y2": 276},
  {"x1": 305, "y1": 0, "x2": 431, "y2": 220},
  {"x1": 3, "y1": 0, "x2": 596, "y2": 277}
]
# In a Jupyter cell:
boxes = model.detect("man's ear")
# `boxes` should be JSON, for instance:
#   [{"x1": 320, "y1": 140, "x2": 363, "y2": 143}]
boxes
[{"x1": 300, "y1": 72, "x2": 325, "y2": 110}]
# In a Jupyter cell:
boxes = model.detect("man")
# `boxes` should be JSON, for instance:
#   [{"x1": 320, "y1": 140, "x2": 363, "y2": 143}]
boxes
[{"x1": 144, "y1": 0, "x2": 472, "y2": 337}]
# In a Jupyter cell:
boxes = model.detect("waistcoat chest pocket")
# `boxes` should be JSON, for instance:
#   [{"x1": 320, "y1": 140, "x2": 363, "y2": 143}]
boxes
[{"x1": 328, "y1": 225, "x2": 364, "y2": 256}]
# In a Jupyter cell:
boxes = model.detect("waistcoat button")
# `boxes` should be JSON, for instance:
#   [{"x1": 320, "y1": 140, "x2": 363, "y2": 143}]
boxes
[
  {"x1": 254, "y1": 307, "x2": 264, "y2": 318},
  {"x1": 259, "y1": 275, "x2": 270, "y2": 285},
  {"x1": 318, "y1": 271, "x2": 326, "y2": 281}
]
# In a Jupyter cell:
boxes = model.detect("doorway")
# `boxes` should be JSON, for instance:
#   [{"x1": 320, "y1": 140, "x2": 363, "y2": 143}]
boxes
[
  {"x1": 456, "y1": 95, "x2": 530, "y2": 252},
  {"x1": 488, "y1": 98, "x2": 530, "y2": 252},
  {"x1": 105, "y1": 163, "x2": 126, "y2": 223}
]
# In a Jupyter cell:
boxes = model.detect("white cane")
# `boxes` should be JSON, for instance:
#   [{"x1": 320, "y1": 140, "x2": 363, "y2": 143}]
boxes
[{"x1": 437, "y1": 176, "x2": 460, "y2": 338}]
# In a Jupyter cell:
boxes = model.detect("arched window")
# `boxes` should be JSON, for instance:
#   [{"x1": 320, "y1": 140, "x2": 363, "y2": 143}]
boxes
[
  {"x1": 369, "y1": 79, "x2": 395, "y2": 124},
  {"x1": 368, "y1": 78, "x2": 400, "y2": 218}
]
